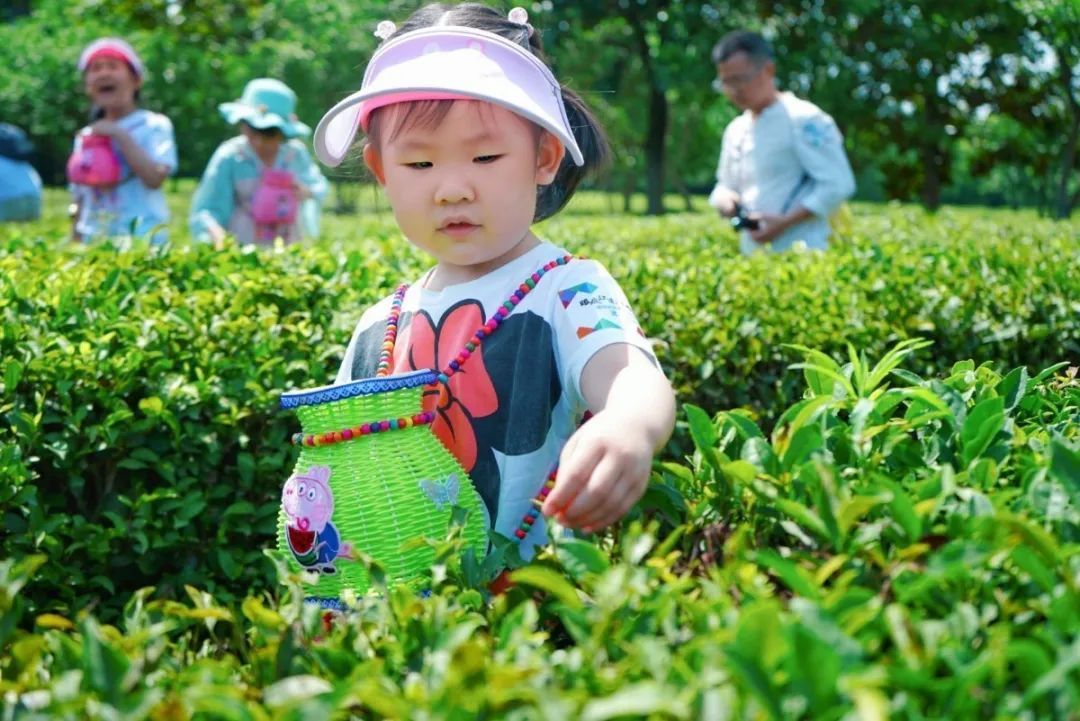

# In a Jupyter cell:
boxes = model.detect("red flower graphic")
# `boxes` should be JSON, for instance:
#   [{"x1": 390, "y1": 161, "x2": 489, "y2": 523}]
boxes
[{"x1": 394, "y1": 302, "x2": 498, "y2": 472}]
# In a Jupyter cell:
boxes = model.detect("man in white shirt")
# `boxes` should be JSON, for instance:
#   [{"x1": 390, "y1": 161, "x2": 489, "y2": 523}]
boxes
[{"x1": 708, "y1": 31, "x2": 855, "y2": 254}]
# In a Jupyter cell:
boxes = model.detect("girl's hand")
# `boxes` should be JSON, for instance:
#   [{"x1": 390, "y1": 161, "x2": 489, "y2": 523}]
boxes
[
  {"x1": 89, "y1": 119, "x2": 124, "y2": 139},
  {"x1": 292, "y1": 181, "x2": 312, "y2": 200},
  {"x1": 89, "y1": 120, "x2": 170, "y2": 189},
  {"x1": 543, "y1": 409, "x2": 654, "y2": 532}
]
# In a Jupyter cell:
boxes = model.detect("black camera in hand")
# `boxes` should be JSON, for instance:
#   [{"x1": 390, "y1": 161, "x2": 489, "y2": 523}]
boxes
[{"x1": 730, "y1": 202, "x2": 760, "y2": 232}]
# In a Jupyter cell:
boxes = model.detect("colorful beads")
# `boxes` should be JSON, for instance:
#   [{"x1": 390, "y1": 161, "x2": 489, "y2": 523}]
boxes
[
  {"x1": 513, "y1": 469, "x2": 558, "y2": 540},
  {"x1": 291, "y1": 411, "x2": 434, "y2": 447},
  {"x1": 376, "y1": 284, "x2": 408, "y2": 377},
  {"x1": 362, "y1": 257, "x2": 573, "y2": 541},
  {"x1": 374, "y1": 255, "x2": 571, "y2": 384}
]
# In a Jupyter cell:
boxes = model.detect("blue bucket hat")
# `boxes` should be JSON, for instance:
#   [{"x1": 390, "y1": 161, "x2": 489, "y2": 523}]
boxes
[{"x1": 219, "y1": 78, "x2": 311, "y2": 138}]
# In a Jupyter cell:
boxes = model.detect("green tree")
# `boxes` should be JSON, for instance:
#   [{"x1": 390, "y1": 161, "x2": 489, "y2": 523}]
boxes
[
  {"x1": 769, "y1": 0, "x2": 1028, "y2": 209},
  {"x1": 1016, "y1": 0, "x2": 1080, "y2": 218},
  {"x1": 547, "y1": 1, "x2": 748, "y2": 215}
]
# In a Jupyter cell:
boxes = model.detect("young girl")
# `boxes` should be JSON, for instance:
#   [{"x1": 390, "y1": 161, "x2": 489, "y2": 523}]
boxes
[
  {"x1": 314, "y1": 3, "x2": 675, "y2": 553},
  {"x1": 189, "y1": 78, "x2": 328, "y2": 246},
  {"x1": 70, "y1": 38, "x2": 177, "y2": 244}
]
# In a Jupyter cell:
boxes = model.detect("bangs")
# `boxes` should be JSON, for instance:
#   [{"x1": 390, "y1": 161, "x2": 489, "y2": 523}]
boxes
[
  {"x1": 367, "y1": 99, "x2": 515, "y2": 148},
  {"x1": 367, "y1": 100, "x2": 455, "y2": 148}
]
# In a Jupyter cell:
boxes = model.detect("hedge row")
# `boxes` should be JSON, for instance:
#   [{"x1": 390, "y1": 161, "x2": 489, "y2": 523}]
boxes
[
  {"x1": 2, "y1": 340, "x2": 1076, "y2": 718},
  {"x1": 1, "y1": 202, "x2": 1078, "y2": 620}
]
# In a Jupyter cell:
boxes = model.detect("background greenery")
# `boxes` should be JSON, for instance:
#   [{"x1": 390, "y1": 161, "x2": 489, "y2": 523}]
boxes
[
  {"x1": 2, "y1": 0, "x2": 1079, "y2": 715},
  {"x1": 1, "y1": 190, "x2": 1078, "y2": 717},
  {"x1": 2, "y1": 0, "x2": 1078, "y2": 216}
]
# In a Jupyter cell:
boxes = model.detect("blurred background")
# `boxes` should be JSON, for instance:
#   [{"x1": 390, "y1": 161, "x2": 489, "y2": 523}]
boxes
[{"x1": 2, "y1": 0, "x2": 1078, "y2": 218}]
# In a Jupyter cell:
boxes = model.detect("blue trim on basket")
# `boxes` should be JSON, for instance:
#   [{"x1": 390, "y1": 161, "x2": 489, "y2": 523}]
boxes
[
  {"x1": 303, "y1": 596, "x2": 349, "y2": 611},
  {"x1": 280, "y1": 369, "x2": 438, "y2": 409}
]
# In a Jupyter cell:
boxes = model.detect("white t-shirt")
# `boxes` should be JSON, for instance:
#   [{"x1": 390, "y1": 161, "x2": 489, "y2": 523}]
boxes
[
  {"x1": 71, "y1": 109, "x2": 178, "y2": 244},
  {"x1": 336, "y1": 241, "x2": 656, "y2": 557},
  {"x1": 709, "y1": 91, "x2": 855, "y2": 254}
]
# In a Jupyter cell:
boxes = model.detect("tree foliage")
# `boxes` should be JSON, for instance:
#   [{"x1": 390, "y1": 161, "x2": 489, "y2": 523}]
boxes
[{"x1": 1, "y1": 0, "x2": 1076, "y2": 215}]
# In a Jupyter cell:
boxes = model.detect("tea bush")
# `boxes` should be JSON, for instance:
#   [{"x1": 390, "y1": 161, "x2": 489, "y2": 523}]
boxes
[
  {"x1": 1, "y1": 342, "x2": 1076, "y2": 719},
  {"x1": 2, "y1": 197, "x2": 1078, "y2": 621},
  {"x1": 1, "y1": 196, "x2": 1078, "y2": 717}
]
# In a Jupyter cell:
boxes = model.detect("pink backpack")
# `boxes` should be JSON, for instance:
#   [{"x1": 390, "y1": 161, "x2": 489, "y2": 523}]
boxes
[
  {"x1": 252, "y1": 168, "x2": 298, "y2": 241},
  {"x1": 66, "y1": 134, "x2": 122, "y2": 187}
]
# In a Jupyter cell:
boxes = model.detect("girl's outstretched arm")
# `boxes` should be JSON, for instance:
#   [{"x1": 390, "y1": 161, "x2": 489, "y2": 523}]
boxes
[{"x1": 542, "y1": 343, "x2": 675, "y2": 532}]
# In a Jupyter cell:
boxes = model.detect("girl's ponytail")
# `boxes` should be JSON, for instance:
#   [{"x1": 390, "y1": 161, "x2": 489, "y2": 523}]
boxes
[{"x1": 535, "y1": 87, "x2": 609, "y2": 222}]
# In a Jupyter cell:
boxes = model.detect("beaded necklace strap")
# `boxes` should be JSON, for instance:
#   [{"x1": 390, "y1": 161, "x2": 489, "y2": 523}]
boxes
[
  {"x1": 375, "y1": 284, "x2": 408, "y2": 376},
  {"x1": 292, "y1": 411, "x2": 436, "y2": 448},
  {"x1": 372, "y1": 254, "x2": 574, "y2": 544},
  {"x1": 374, "y1": 254, "x2": 573, "y2": 380}
]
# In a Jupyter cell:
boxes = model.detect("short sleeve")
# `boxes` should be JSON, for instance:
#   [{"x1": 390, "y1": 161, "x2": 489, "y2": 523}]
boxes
[
  {"x1": 548, "y1": 259, "x2": 657, "y2": 411},
  {"x1": 145, "y1": 114, "x2": 178, "y2": 173},
  {"x1": 708, "y1": 121, "x2": 741, "y2": 208},
  {"x1": 68, "y1": 131, "x2": 85, "y2": 197}
]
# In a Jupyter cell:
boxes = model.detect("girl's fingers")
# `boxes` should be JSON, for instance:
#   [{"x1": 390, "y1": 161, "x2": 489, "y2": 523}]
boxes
[
  {"x1": 560, "y1": 455, "x2": 621, "y2": 527},
  {"x1": 542, "y1": 432, "x2": 597, "y2": 516},
  {"x1": 579, "y1": 462, "x2": 650, "y2": 531},
  {"x1": 578, "y1": 473, "x2": 637, "y2": 531},
  {"x1": 587, "y1": 493, "x2": 639, "y2": 533}
]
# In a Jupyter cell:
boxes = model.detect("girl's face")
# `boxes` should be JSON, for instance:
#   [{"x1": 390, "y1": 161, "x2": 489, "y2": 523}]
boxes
[
  {"x1": 364, "y1": 101, "x2": 564, "y2": 284},
  {"x1": 240, "y1": 123, "x2": 285, "y2": 164},
  {"x1": 84, "y1": 56, "x2": 140, "y2": 115}
]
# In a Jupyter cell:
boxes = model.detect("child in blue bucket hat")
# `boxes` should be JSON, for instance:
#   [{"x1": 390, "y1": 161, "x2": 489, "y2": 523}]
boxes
[{"x1": 190, "y1": 78, "x2": 328, "y2": 246}]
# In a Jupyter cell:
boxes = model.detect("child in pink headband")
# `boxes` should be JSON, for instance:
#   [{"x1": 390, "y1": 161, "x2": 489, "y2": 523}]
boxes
[
  {"x1": 69, "y1": 37, "x2": 177, "y2": 244},
  {"x1": 317, "y1": 4, "x2": 674, "y2": 560}
]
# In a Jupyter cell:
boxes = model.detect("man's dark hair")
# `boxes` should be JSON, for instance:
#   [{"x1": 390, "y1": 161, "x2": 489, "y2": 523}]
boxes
[{"x1": 712, "y1": 30, "x2": 774, "y2": 66}]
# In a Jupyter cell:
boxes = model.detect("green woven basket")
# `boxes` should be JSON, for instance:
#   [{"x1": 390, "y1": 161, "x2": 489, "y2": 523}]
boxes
[{"x1": 277, "y1": 369, "x2": 489, "y2": 602}]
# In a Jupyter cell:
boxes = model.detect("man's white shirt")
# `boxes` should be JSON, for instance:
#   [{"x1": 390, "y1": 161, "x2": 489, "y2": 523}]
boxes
[{"x1": 709, "y1": 91, "x2": 855, "y2": 254}]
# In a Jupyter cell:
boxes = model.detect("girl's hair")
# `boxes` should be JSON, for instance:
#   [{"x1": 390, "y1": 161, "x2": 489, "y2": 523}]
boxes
[
  {"x1": 240, "y1": 121, "x2": 286, "y2": 140},
  {"x1": 366, "y1": 3, "x2": 609, "y2": 222}
]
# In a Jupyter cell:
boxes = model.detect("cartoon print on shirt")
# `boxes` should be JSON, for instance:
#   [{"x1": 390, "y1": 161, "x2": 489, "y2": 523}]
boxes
[
  {"x1": 349, "y1": 300, "x2": 561, "y2": 524},
  {"x1": 400, "y1": 300, "x2": 499, "y2": 473}
]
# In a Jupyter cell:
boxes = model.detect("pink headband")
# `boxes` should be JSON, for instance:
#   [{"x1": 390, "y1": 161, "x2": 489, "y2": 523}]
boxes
[{"x1": 78, "y1": 38, "x2": 145, "y2": 79}]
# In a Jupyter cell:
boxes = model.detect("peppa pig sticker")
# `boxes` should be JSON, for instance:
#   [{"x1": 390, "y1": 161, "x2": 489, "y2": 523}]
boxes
[{"x1": 281, "y1": 465, "x2": 354, "y2": 574}]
